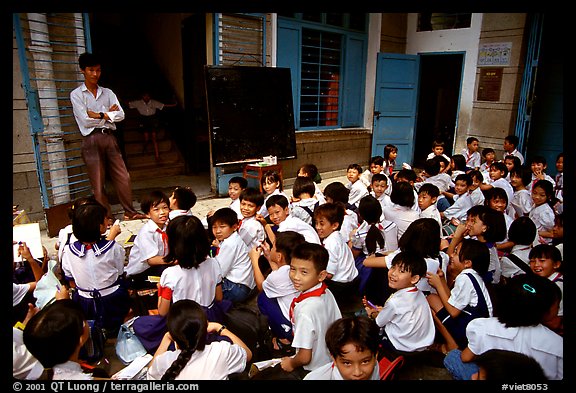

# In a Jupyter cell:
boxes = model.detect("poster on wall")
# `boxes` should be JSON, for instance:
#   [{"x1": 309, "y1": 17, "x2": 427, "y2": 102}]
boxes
[
  {"x1": 477, "y1": 68, "x2": 503, "y2": 102},
  {"x1": 477, "y1": 42, "x2": 512, "y2": 66}
]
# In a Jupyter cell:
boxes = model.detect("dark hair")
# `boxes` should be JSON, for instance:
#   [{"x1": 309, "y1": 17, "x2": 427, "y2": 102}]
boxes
[
  {"x1": 466, "y1": 137, "x2": 479, "y2": 145},
  {"x1": 466, "y1": 205, "x2": 507, "y2": 243},
  {"x1": 72, "y1": 202, "x2": 107, "y2": 243},
  {"x1": 274, "y1": 231, "x2": 306, "y2": 264},
  {"x1": 325, "y1": 316, "x2": 380, "y2": 359},
  {"x1": 141, "y1": 190, "x2": 170, "y2": 214},
  {"x1": 292, "y1": 176, "x2": 316, "y2": 199},
  {"x1": 507, "y1": 217, "x2": 537, "y2": 245},
  {"x1": 161, "y1": 299, "x2": 208, "y2": 380},
  {"x1": 357, "y1": 196, "x2": 385, "y2": 254},
  {"x1": 458, "y1": 238, "x2": 490, "y2": 275},
  {"x1": 23, "y1": 299, "x2": 86, "y2": 369},
  {"x1": 418, "y1": 183, "x2": 440, "y2": 198},
  {"x1": 239, "y1": 187, "x2": 264, "y2": 208},
  {"x1": 395, "y1": 168, "x2": 417, "y2": 183},
  {"x1": 298, "y1": 163, "x2": 322, "y2": 184},
  {"x1": 510, "y1": 166, "x2": 532, "y2": 187},
  {"x1": 398, "y1": 218, "x2": 440, "y2": 258},
  {"x1": 260, "y1": 170, "x2": 283, "y2": 191},
  {"x1": 504, "y1": 135, "x2": 519, "y2": 147},
  {"x1": 530, "y1": 155, "x2": 547, "y2": 166},
  {"x1": 490, "y1": 161, "x2": 509, "y2": 177},
  {"x1": 172, "y1": 186, "x2": 197, "y2": 211},
  {"x1": 323, "y1": 182, "x2": 350, "y2": 204},
  {"x1": 454, "y1": 173, "x2": 472, "y2": 187},
  {"x1": 390, "y1": 181, "x2": 415, "y2": 208},
  {"x1": 432, "y1": 140, "x2": 446, "y2": 149},
  {"x1": 485, "y1": 186, "x2": 509, "y2": 207},
  {"x1": 229, "y1": 176, "x2": 248, "y2": 189},
  {"x1": 78, "y1": 52, "x2": 101, "y2": 69},
  {"x1": 451, "y1": 154, "x2": 467, "y2": 171},
  {"x1": 390, "y1": 250, "x2": 427, "y2": 279},
  {"x1": 369, "y1": 155, "x2": 385, "y2": 166},
  {"x1": 291, "y1": 242, "x2": 329, "y2": 273},
  {"x1": 67, "y1": 195, "x2": 99, "y2": 220},
  {"x1": 481, "y1": 147, "x2": 495, "y2": 158},
  {"x1": 424, "y1": 158, "x2": 441, "y2": 176},
  {"x1": 528, "y1": 244, "x2": 562, "y2": 264},
  {"x1": 468, "y1": 169, "x2": 484, "y2": 183},
  {"x1": 371, "y1": 173, "x2": 389, "y2": 185},
  {"x1": 314, "y1": 202, "x2": 345, "y2": 229},
  {"x1": 383, "y1": 144, "x2": 398, "y2": 164},
  {"x1": 435, "y1": 154, "x2": 450, "y2": 169},
  {"x1": 504, "y1": 155, "x2": 522, "y2": 171},
  {"x1": 266, "y1": 194, "x2": 290, "y2": 210},
  {"x1": 210, "y1": 207, "x2": 239, "y2": 228},
  {"x1": 474, "y1": 349, "x2": 548, "y2": 381},
  {"x1": 347, "y1": 163, "x2": 363, "y2": 173},
  {"x1": 164, "y1": 215, "x2": 210, "y2": 269},
  {"x1": 532, "y1": 179, "x2": 554, "y2": 201},
  {"x1": 497, "y1": 274, "x2": 561, "y2": 328}
]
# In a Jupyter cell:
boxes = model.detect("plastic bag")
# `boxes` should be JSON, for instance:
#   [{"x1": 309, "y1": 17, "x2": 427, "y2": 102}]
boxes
[
  {"x1": 116, "y1": 317, "x2": 147, "y2": 365},
  {"x1": 33, "y1": 259, "x2": 61, "y2": 309}
]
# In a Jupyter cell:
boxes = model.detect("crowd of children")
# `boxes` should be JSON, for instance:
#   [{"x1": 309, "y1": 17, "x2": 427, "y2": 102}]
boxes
[{"x1": 13, "y1": 137, "x2": 564, "y2": 382}]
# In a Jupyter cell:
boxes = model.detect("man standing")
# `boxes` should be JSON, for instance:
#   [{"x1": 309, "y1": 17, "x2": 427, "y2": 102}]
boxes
[{"x1": 70, "y1": 52, "x2": 145, "y2": 220}]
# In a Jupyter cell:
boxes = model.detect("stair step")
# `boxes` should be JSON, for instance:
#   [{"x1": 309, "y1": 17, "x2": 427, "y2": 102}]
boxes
[
  {"x1": 126, "y1": 150, "x2": 182, "y2": 168},
  {"x1": 130, "y1": 164, "x2": 186, "y2": 181},
  {"x1": 122, "y1": 127, "x2": 170, "y2": 142},
  {"x1": 124, "y1": 139, "x2": 173, "y2": 156}
]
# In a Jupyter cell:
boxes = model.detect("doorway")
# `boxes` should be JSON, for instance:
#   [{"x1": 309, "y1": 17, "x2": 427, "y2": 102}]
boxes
[{"x1": 413, "y1": 53, "x2": 463, "y2": 168}]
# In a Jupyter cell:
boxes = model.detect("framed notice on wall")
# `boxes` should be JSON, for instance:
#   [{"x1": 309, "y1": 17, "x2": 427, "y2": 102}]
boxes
[{"x1": 477, "y1": 68, "x2": 503, "y2": 102}]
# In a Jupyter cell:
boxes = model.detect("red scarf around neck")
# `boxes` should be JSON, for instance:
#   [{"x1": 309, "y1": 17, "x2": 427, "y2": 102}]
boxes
[{"x1": 289, "y1": 282, "x2": 328, "y2": 322}]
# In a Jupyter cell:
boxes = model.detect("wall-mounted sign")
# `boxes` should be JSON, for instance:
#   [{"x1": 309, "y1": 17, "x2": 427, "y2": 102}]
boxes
[
  {"x1": 477, "y1": 68, "x2": 503, "y2": 102},
  {"x1": 478, "y1": 42, "x2": 512, "y2": 66}
]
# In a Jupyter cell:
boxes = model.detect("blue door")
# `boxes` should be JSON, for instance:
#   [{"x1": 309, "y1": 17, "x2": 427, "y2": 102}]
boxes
[{"x1": 372, "y1": 53, "x2": 420, "y2": 169}]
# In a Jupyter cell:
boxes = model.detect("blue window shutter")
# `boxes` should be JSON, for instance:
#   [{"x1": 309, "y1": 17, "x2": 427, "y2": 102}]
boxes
[
  {"x1": 341, "y1": 35, "x2": 366, "y2": 127},
  {"x1": 277, "y1": 22, "x2": 301, "y2": 128}
]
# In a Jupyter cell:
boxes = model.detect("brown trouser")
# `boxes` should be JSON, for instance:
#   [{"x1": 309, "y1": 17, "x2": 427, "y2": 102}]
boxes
[{"x1": 81, "y1": 131, "x2": 137, "y2": 217}]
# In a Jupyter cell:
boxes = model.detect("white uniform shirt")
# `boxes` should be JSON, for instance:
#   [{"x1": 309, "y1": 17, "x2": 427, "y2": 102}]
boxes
[
  {"x1": 466, "y1": 317, "x2": 563, "y2": 380},
  {"x1": 500, "y1": 244, "x2": 532, "y2": 278},
  {"x1": 504, "y1": 149, "x2": 525, "y2": 165},
  {"x1": 469, "y1": 187, "x2": 485, "y2": 207},
  {"x1": 168, "y1": 209, "x2": 191, "y2": 220},
  {"x1": 238, "y1": 215, "x2": 266, "y2": 250},
  {"x1": 290, "y1": 197, "x2": 320, "y2": 226},
  {"x1": 51, "y1": 360, "x2": 93, "y2": 380},
  {"x1": 128, "y1": 98, "x2": 164, "y2": 116},
  {"x1": 382, "y1": 203, "x2": 420, "y2": 241},
  {"x1": 229, "y1": 198, "x2": 242, "y2": 220},
  {"x1": 352, "y1": 219, "x2": 398, "y2": 255},
  {"x1": 384, "y1": 249, "x2": 448, "y2": 294},
  {"x1": 259, "y1": 189, "x2": 290, "y2": 217},
  {"x1": 548, "y1": 272, "x2": 563, "y2": 317},
  {"x1": 126, "y1": 220, "x2": 168, "y2": 276},
  {"x1": 13, "y1": 283, "x2": 30, "y2": 307},
  {"x1": 277, "y1": 215, "x2": 321, "y2": 244},
  {"x1": 147, "y1": 341, "x2": 247, "y2": 380},
  {"x1": 57, "y1": 224, "x2": 75, "y2": 262},
  {"x1": 291, "y1": 284, "x2": 342, "y2": 371},
  {"x1": 214, "y1": 231, "x2": 255, "y2": 289},
  {"x1": 304, "y1": 360, "x2": 380, "y2": 380},
  {"x1": 70, "y1": 83, "x2": 124, "y2": 136},
  {"x1": 346, "y1": 180, "x2": 369, "y2": 208},
  {"x1": 491, "y1": 178, "x2": 514, "y2": 206},
  {"x1": 340, "y1": 209, "x2": 359, "y2": 243},
  {"x1": 511, "y1": 189, "x2": 534, "y2": 218},
  {"x1": 262, "y1": 265, "x2": 298, "y2": 321},
  {"x1": 448, "y1": 268, "x2": 493, "y2": 315},
  {"x1": 462, "y1": 148, "x2": 481, "y2": 169},
  {"x1": 529, "y1": 203, "x2": 555, "y2": 245},
  {"x1": 419, "y1": 204, "x2": 443, "y2": 238},
  {"x1": 159, "y1": 259, "x2": 222, "y2": 307},
  {"x1": 374, "y1": 286, "x2": 435, "y2": 352},
  {"x1": 443, "y1": 193, "x2": 473, "y2": 222},
  {"x1": 323, "y1": 231, "x2": 358, "y2": 283}
]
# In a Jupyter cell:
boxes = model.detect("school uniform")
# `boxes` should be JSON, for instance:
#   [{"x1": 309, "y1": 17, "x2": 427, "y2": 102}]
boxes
[
  {"x1": 370, "y1": 190, "x2": 393, "y2": 212},
  {"x1": 259, "y1": 189, "x2": 290, "y2": 217},
  {"x1": 490, "y1": 178, "x2": 514, "y2": 205},
  {"x1": 50, "y1": 361, "x2": 94, "y2": 380},
  {"x1": 415, "y1": 173, "x2": 453, "y2": 212},
  {"x1": 147, "y1": 340, "x2": 248, "y2": 380},
  {"x1": 462, "y1": 148, "x2": 481, "y2": 169},
  {"x1": 313, "y1": 183, "x2": 327, "y2": 205},
  {"x1": 419, "y1": 204, "x2": 443, "y2": 238},
  {"x1": 340, "y1": 208, "x2": 359, "y2": 243},
  {"x1": 427, "y1": 152, "x2": 451, "y2": 162},
  {"x1": 511, "y1": 189, "x2": 534, "y2": 218},
  {"x1": 159, "y1": 258, "x2": 229, "y2": 322},
  {"x1": 382, "y1": 203, "x2": 419, "y2": 241},
  {"x1": 303, "y1": 360, "x2": 380, "y2": 380},
  {"x1": 352, "y1": 219, "x2": 398, "y2": 256},
  {"x1": 359, "y1": 169, "x2": 374, "y2": 188},
  {"x1": 384, "y1": 249, "x2": 449, "y2": 295},
  {"x1": 527, "y1": 173, "x2": 556, "y2": 193},
  {"x1": 324, "y1": 231, "x2": 358, "y2": 283},
  {"x1": 554, "y1": 172, "x2": 563, "y2": 202},
  {"x1": 237, "y1": 215, "x2": 266, "y2": 250},
  {"x1": 486, "y1": 243, "x2": 501, "y2": 285},
  {"x1": 258, "y1": 264, "x2": 299, "y2": 340},
  {"x1": 57, "y1": 224, "x2": 75, "y2": 262},
  {"x1": 168, "y1": 209, "x2": 191, "y2": 220},
  {"x1": 126, "y1": 219, "x2": 168, "y2": 277},
  {"x1": 291, "y1": 283, "x2": 342, "y2": 371},
  {"x1": 529, "y1": 203, "x2": 555, "y2": 245},
  {"x1": 548, "y1": 272, "x2": 563, "y2": 317},
  {"x1": 346, "y1": 180, "x2": 369, "y2": 208},
  {"x1": 500, "y1": 244, "x2": 532, "y2": 279},
  {"x1": 442, "y1": 193, "x2": 473, "y2": 223},
  {"x1": 13, "y1": 327, "x2": 43, "y2": 380},
  {"x1": 277, "y1": 215, "x2": 321, "y2": 244},
  {"x1": 374, "y1": 286, "x2": 435, "y2": 352},
  {"x1": 213, "y1": 231, "x2": 256, "y2": 298},
  {"x1": 229, "y1": 198, "x2": 243, "y2": 220},
  {"x1": 465, "y1": 317, "x2": 563, "y2": 380},
  {"x1": 62, "y1": 239, "x2": 130, "y2": 331},
  {"x1": 290, "y1": 197, "x2": 320, "y2": 226},
  {"x1": 469, "y1": 186, "x2": 485, "y2": 207},
  {"x1": 13, "y1": 282, "x2": 31, "y2": 307}
]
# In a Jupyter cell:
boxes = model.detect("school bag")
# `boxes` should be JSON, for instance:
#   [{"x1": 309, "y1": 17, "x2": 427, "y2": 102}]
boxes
[{"x1": 223, "y1": 303, "x2": 272, "y2": 363}]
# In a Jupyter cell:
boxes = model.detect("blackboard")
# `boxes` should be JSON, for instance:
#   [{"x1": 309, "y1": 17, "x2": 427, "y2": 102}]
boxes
[{"x1": 205, "y1": 66, "x2": 297, "y2": 166}]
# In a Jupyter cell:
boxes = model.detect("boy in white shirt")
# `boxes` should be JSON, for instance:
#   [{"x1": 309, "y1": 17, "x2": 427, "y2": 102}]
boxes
[
  {"x1": 211, "y1": 207, "x2": 256, "y2": 304},
  {"x1": 346, "y1": 163, "x2": 369, "y2": 209},
  {"x1": 323, "y1": 182, "x2": 359, "y2": 243},
  {"x1": 468, "y1": 170, "x2": 486, "y2": 207},
  {"x1": 237, "y1": 187, "x2": 266, "y2": 250},
  {"x1": 370, "y1": 173, "x2": 392, "y2": 212},
  {"x1": 168, "y1": 186, "x2": 196, "y2": 219},
  {"x1": 441, "y1": 173, "x2": 474, "y2": 227},
  {"x1": 502, "y1": 134, "x2": 524, "y2": 165},
  {"x1": 480, "y1": 161, "x2": 514, "y2": 205},
  {"x1": 417, "y1": 183, "x2": 442, "y2": 235},
  {"x1": 461, "y1": 136, "x2": 481, "y2": 169},
  {"x1": 290, "y1": 176, "x2": 320, "y2": 226},
  {"x1": 359, "y1": 155, "x2": 386, "y2": 188},
  {"x1": 414, "y1": 157, "x2": 453, "y2": 212}
]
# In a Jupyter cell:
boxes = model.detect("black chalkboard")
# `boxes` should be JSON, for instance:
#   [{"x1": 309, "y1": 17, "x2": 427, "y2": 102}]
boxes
[{"x1": 205, "y1": 66, "x2": 297, "y2": 166}]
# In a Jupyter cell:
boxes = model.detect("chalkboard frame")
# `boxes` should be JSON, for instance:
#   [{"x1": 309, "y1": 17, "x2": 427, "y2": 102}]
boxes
[{"x1": 204, "y1": 65, "x2": 297, "y2": 166}]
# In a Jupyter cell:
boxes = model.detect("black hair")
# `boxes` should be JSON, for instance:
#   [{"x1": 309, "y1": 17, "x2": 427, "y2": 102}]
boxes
[
  {"x1": 260, "y1": 170, "x2": 283, "y2": 191},
  {"x1": 164, "y1": 215, "x2": 210, "y2": 269},
  {"x1": 510, "y1": 166, "x2": 532, "y2": 187},
  {"x1": 383, "y1": 144, "x2": 398, "y2": 163},
  {"x1": 347, "y1": 163, "x2": 363, "y2": 173},
  {"x1": 504, "y1": 135, "x2": 519, "y2": 147},
  {"x1": 504, "y1": 155, "x2": 522, "y2": 171},
  {"x1": 532, "y1": 180, "x2": 557, "y2": 208},
  {"x1": 528, "y1": 244, "x2": 562, "y2": 264},
  {"x1": 451, "y1": 154, "x2": 467, "y2": 171},
  {"x1": 481, "y1": 147, "x2": 495, "y2": 158},
  {"x1": 466, "y1": 205, "x2": 507, "y2": 243},
  {"x1": 390, "y1": 181, "x2": 415, "y2": 208},
  {"x1": 424, "y1": 158, "x2": 441, "y2": 177},
  {"x1": 357, "y1": 196, "x2": 385, "y2": 255},
  {"x1": 466, "y1": 136, "x2": 479, "y2": 145},
  {"x1": 292, "y1": 176, "x2": 316, "y2": 199},
  {"x1": 239, "y1": 187, "x2": 265, "y2": 208},
  {"x1": 432, "y1": 139, "x2": 446, "y2": 149},
  {"x1": 229, "y1": 176, "x2": 248, "y2": 189},
  {"x1": 140, "y1": 190, "x2": 170, "y2": 214},
  {"x1": 314, "y1": 202, "x2": 345, "y2": 229},
  {"x1": 161, "y1": 299, "x2": 208, "y2": 380},
  {"x1": 454, "y1": 172, "x2": 472, "y2": 187},
  {"x1": 72, "y1": 202, "x2": 107, "y2": 243},
  {"x1": 325, "y1": 316, "x2": 380, "y2": 359},
  {"x1": 274, "y1": 231, "x2": 306, "y2": 264},
  {"x1": 418, "y1": 183, "x2": 440, "y2": 198},
  {"x1": 458, "y1": 238, "x2": 490, "y2": 275},
  {"x1": 490, "y1": 161, "x2": 509, "y2": 177},
  {"x1": 468, "y1": 169, "x2": 484, "y2": 183},
  {"x1": 369, "y1": 155, "x2": 385, "y2": 166},
  {"x1": 530, "y1": 155, "x2": 547, "y2": 166},
  {"x1": 297, "y1": 163, "x2": 322, "y2": 184},
  {"x1": 266, "y1": 194, "x2": 290, "y2": 210},
  {"x1": 210, "y1": 207, "x2": 239, "y2": 228},
  {"x1": 291, "y1": 242, "x2": 329, "y2": 273},
  {"x1": 172, "y1": 186, "x2": 197, "y2": 211},
  {"x1": 395, "y1": 168, "x2": 417, "y2": 183},
  {"x1": 485, "y1": 186, "x2": 508, "y2": 207},
  {"x1": 398, "y1": 218, "x2": 441, "y2": 259},
  {"x1": 323, "y1": 182, "x2": 350, "y2": 205},
  {"x1": 78, "y1": 52, "x2": 101, "y2": 69},
  {"x1": 507, "y1": 216, "x2": 537, "y2": 246},
  {"x1": 390, "y1": 250, "x2": 427, "y2": 279},
  {"x1": 67, "y1": 195, "x2": 99, "y2": 220},
  {"x1": 474, "y1": 349, "x2": 548, "y2": 381},
  {"x1": 371, "y1": 173, "x2": 389, "y2": 185}
]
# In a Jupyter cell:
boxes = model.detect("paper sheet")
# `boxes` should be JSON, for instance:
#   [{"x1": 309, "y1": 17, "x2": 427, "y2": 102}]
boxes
[
  {"x1": 13, "y1": 223, "x2": 43, "y2": 262},
  {"x1": 111, "y1": 354, "x2": 153, "y2": 380}
]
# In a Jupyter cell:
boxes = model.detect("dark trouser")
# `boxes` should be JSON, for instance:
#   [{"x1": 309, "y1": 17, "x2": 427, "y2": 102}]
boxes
[
  {"x1": 257, "y1": 292, "x2": 293, "y2": 340},
  {"x1": 81, "y1": 132, "x2": 137, "y2": 217}
]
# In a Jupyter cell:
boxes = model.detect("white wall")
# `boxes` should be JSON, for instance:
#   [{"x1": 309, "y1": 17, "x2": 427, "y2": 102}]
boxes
[{"x1": 405, "y1": 13, "x2": 483, "y2": 152}]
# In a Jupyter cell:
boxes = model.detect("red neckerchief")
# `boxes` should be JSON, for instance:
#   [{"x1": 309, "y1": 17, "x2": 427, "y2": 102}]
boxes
[
  {"x1": 238, "y1": 219, "x2": 243, "y2": 228},
  {"x1": 156, "y1": 228, "x2": 168, "y2": 251},
  {"x1": 289, "y1": 282, "x2": 328, "y2": 323},
  {"x1": 465, "y1": 150, "x2": 473, "y2": 164}
]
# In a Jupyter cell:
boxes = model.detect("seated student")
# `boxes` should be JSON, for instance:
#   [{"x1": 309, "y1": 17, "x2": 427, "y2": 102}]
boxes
[
  {"x1": 363, "y1": 250, "x2": 435, "y2": 357},
  {"x1": 359, "y1": 155, "x2": 387, "y2": 189},
  {"x1": 248, "y1": 231, "x2": 305, "y2": 355},
  {"x1": 427, "y1": 139, "x2": 452, "y2": 163},
  {"x1": 313, "y1": 203, "x2": 360, "y2": 310},
  {"x1": 23, "y1": 299, "x2": 96, "y2": 380},
  {"x1": 485, "y1": 187, "x2": 514, "y2": 253},
  {"x1": 296, "y1": 163, "x2": 326, "y2": 204},
  {"x1": 461, "y1": 137, "x2": 481, "y2": 170},
  {"x1": 479, "y1": 161, "x2": 514, "y2": 206},
  {"x1": 417, "y1": 183, "x2": 442, "y2": 236},
  {"x1": 55, "y1": 195, "x2": 99, "y2": 262},
  {"x1": 126, "y1": 190, "x2": 173, "y2": 290},
  {"x1": 441, "y1": 173, "x2": 474, "y2": 235},
  {"x1": 479, "y1": 147, "x2": 496, "y2": 182},
  {"x1": 147, "y1": 299, "x2": 251, "y2": 380},
  {"x1": 503, "y1": 154, "x2": 522, "y2": 182},
  {"x1": 345, "y1": 163, "x2": 370, "y2": 209},
  {"x1": 257, "y1": 194, "x2": 321, "y2": 245},
  {"x1": 467, "y1": 169, "x2": 486, "y2": 207},
  {"x1": 449, "y1": 154, "x2": 469, "y2": 181},
  {"x1": 369, "y1": 173, "x2": 393, "y2": 212},
  {"x1": 394, "y1": 168, "x2": 419, "y2": 211},
  {"x1": 500, "y1": 216, "x2": 537, "y2": 281},
  {"x1": 426, "y1": 238, "x2": 493, "y2": 353},
  {"x1": 304, "y1": 315, "x2": 380, "y2": 380},
  {"x1": 206, "y1": 176, "x2": 247, "y2": 225},
  {"x1": 472, "y1": 349, "x2": 548, "y2": 381},
  {"x1": 210, "y1": 208, "x2": 256, "y2": 304},
  {"x1": 382, "y1": 181, "x2": 420, "y2": 241},
  {"x1": 322, "y1": 181, "x2": 358, "y2": 243},
  {"x1": 529, "y1": 180, "x2": 557, "y2": 246},
  {"x1": 290, "y1": 176, "x2": 320, "y2": 226},
  {"x1": 502, "y1": 134, "x2": 525, "y2": 165},
  {"x1": 258, "y1": 169, "x2": 289, "y2": 219},
  {"x1": 254, "y1": 243, "x2": 341, "y2": 380},
  {"x1": 527, "y1": 155, "x2": 556, "y2": 193},
  {"x1": 61, "y1": 202, "x2": 130, "y2": 334},
  {"x1": 443, "y1": 274, "x2": 563, "y2": 381},
  {"x1": 168, "y1": 186, "x2": 197, "y2": 219},
  {"x1": 237, "y1": 187, "x2": 266, "y2": 250},
  {"x1": 13, "y1": 241, "x2": 47, "y2": 322},
  {"x1": 157, "y1": 215, "x2": 230, "y2": 322},
  {"x1": 509, "y1": 166, "x2": 534, "y2": 219},
  {"x1": 414, "y1": 156, "x2": 453, "y2": 212}
]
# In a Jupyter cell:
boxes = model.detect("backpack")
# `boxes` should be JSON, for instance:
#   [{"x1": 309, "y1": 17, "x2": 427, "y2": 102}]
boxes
[
  {"x1": 223, "y1": 303, "x2": 272, "y2": 363},
  {"x1": 301, "y1": 201, "x2": 320, "y2": 227}
]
